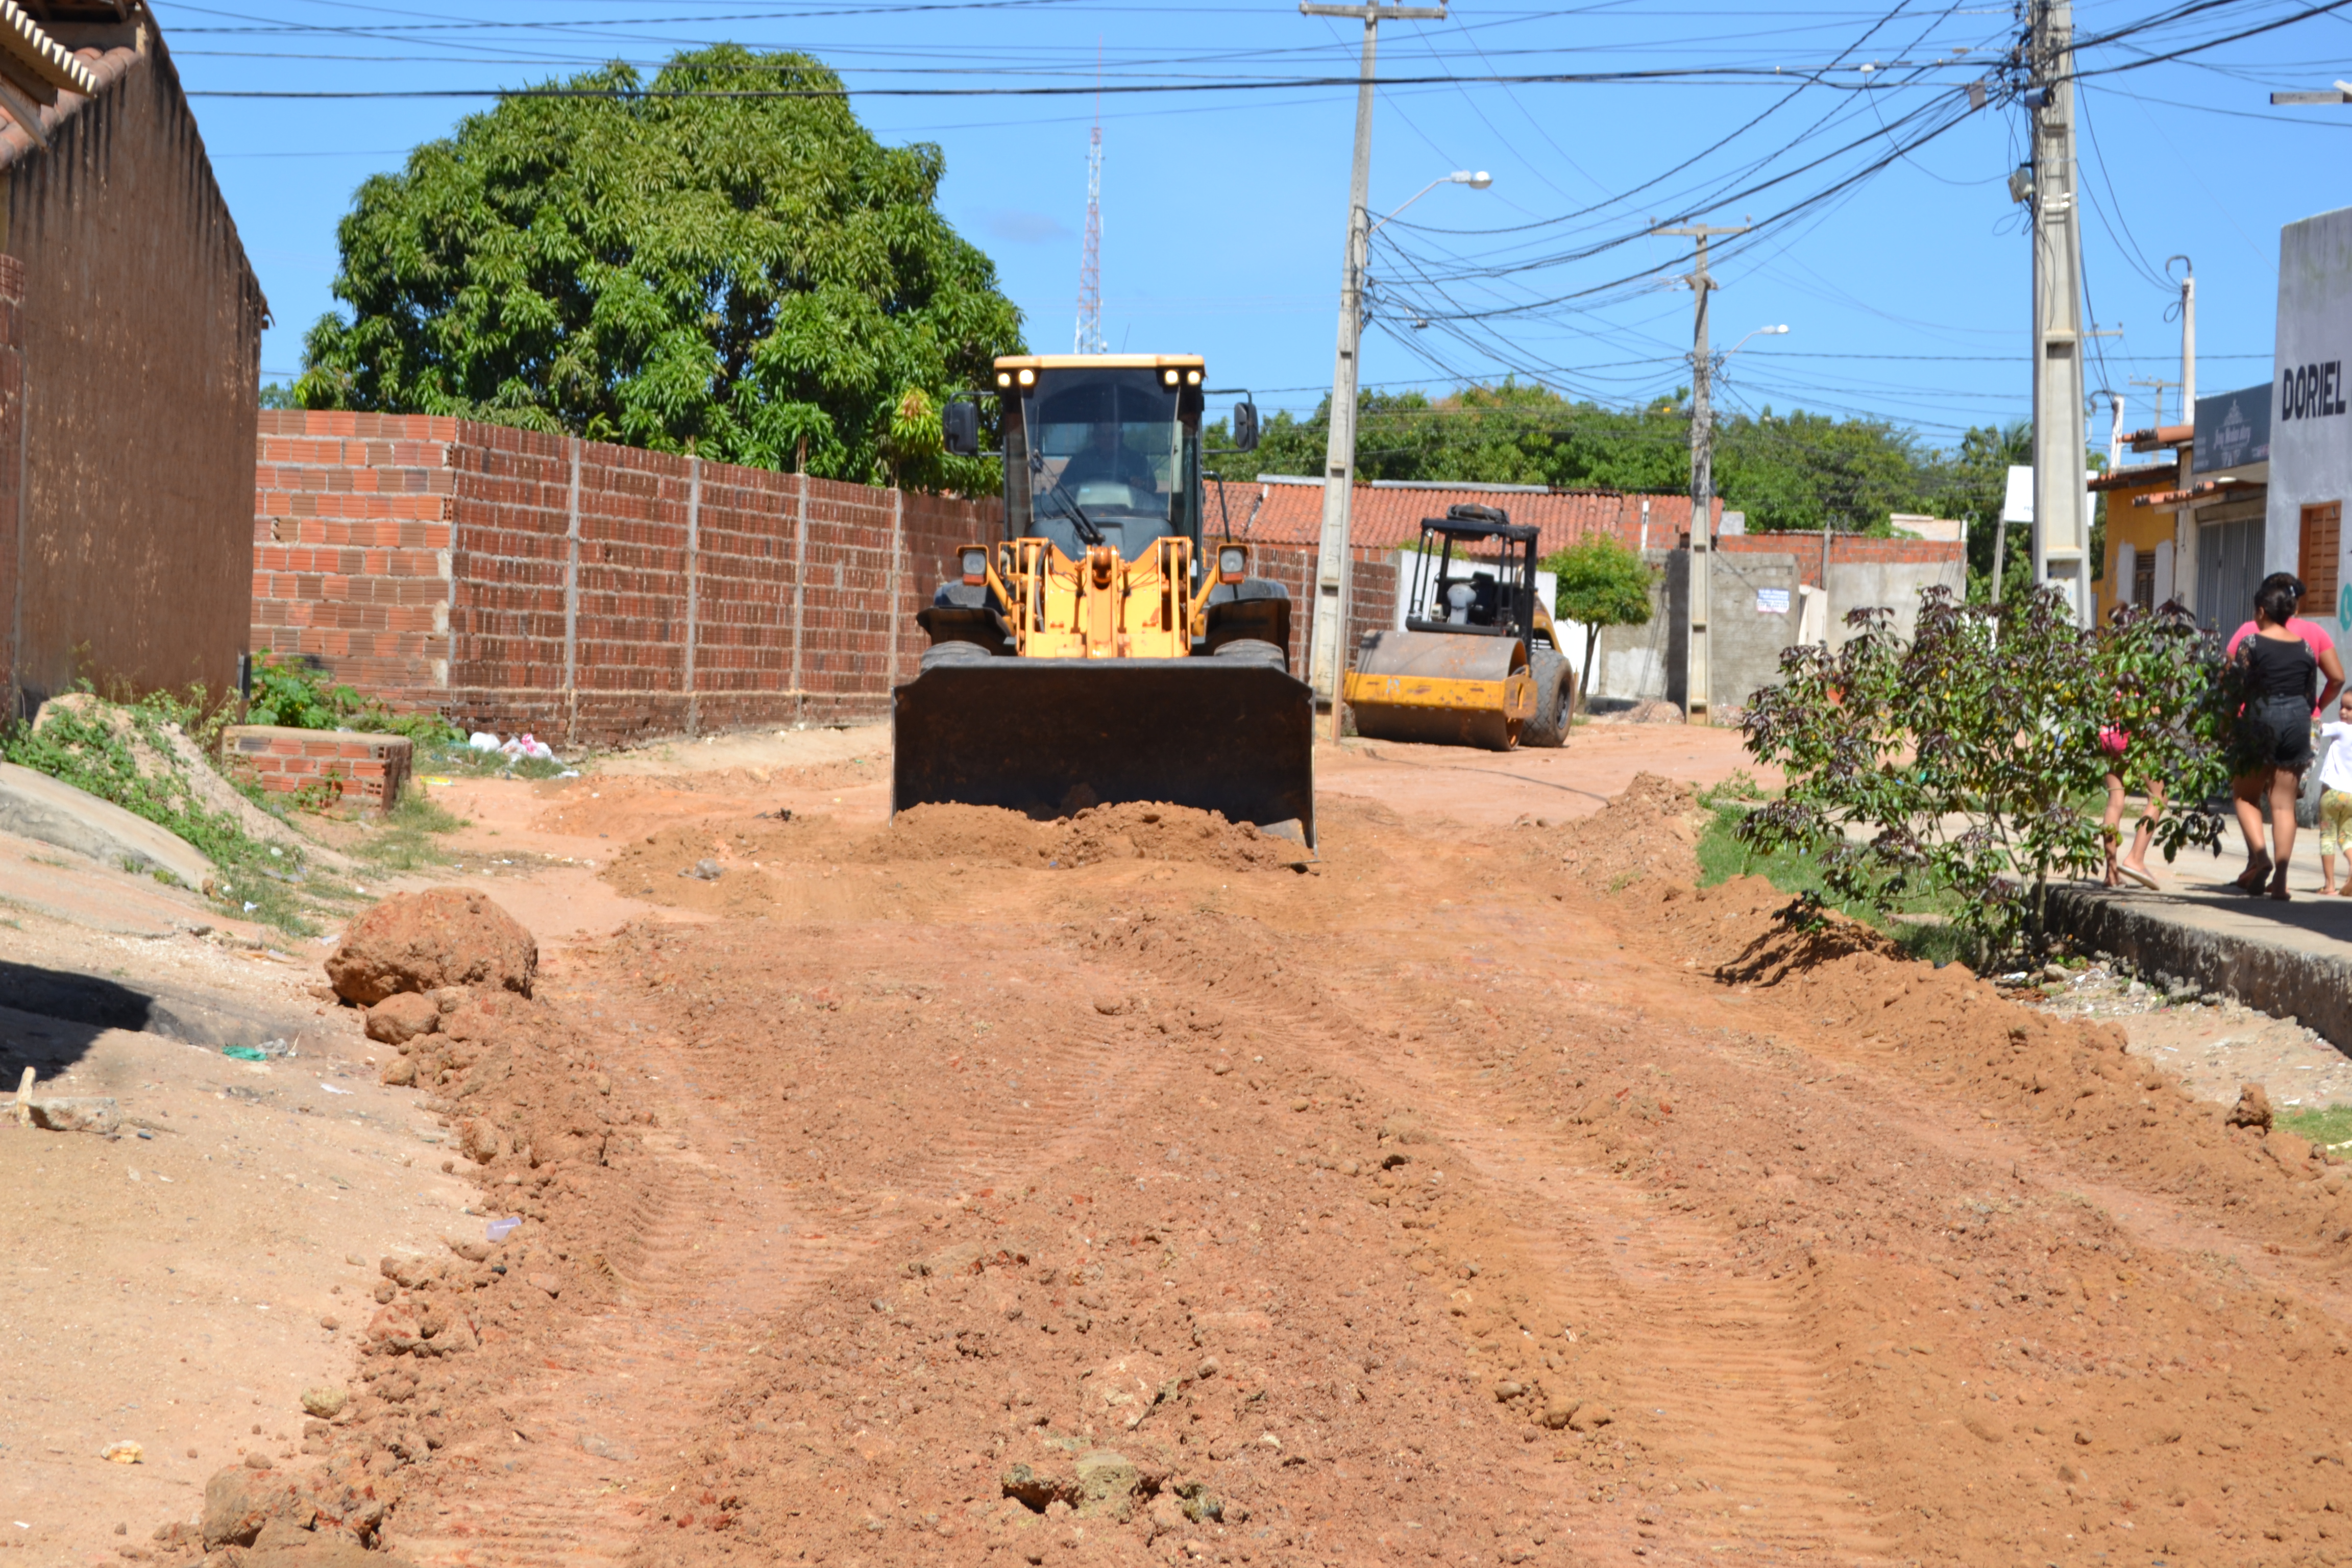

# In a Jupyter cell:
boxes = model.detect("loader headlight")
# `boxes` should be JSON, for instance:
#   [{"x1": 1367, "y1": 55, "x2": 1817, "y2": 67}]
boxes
[
  {"x1": 961, "y1": 548, "x2": 989, "y2": 583},
  {"x1": 1217, "y1": 546, "x2": 1247, "y2": 577},
  {"x1": 1162, "y1": 369, "x2": 1180, "y2": 386},
  {"x1": 1016, "y1": 368, "x2": 1036, "y2": 386},
  {"x1": 995, "y1": 371, "x2": 1012, "y2": 388},
  {"x1": 1185, "y1": 369, "x2": 1202, "y2": 385}
]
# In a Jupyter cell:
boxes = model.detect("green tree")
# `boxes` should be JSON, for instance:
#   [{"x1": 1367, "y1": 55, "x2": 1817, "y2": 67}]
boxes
[
  {"x1": 295, "y1": 46, "x2": 1024, "y2": 491},
  {"x1": 1545, "y1": 534, "x2": 1655, "y2": 713}
]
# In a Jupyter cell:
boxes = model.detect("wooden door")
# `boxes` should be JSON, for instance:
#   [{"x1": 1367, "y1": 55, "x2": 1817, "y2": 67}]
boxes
[{"x1": 2300, "y1": 501, "x2": 2341, "y2": 618}]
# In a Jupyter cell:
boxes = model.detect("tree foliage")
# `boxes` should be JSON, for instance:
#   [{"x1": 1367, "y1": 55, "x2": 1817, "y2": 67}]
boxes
[
  {"x1": 295, "y1": 46, "x2": 1024, "y2": 490},
  {"x1": 1209, "y1": 385, "x2": 2073, "y2": 599},
  {"x1": 1544, "y1": 534, "x2": 1655, "y2": 714},
  {"x1": 1736, "y1": 590, "x2": 2228, "y2": 964}
]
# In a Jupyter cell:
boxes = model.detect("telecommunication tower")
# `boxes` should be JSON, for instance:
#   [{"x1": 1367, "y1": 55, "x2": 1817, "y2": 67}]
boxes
[{"x1": 1073, "y1": 59, "x2": 1104, "y2": 354}]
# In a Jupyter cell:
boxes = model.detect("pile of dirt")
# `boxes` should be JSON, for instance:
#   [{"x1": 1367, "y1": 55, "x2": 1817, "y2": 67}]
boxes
[
  {"x1": 874, "y1": 802, "x2": 1305, "y2": 872},
  {"x1": 146, "y1": 903, "x2": 652, "y2": 1563},
  {"x1": 326, "y1": 889, "x2": 537, "y2": 1005},
  {"x1": 1541, "y1": 770, "x2": 1702, "y2": 891}
]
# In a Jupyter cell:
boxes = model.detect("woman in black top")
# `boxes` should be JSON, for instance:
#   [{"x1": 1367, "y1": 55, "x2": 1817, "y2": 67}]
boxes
[{"x1": 2232, "y1": 578, "x2": 2321, "y2": 900}]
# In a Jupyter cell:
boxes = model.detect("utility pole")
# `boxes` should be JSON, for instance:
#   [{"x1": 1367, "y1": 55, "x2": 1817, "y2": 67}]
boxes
[
  {"x1": 2028, "y1": 0, "x2": 2089, "y2": 625},
  {"x1": 2128, "y1": 374, "x2": 2180, "y2": 428},
  {"x1": 2168, "y1": 254, "x2": 2195, "y2": 411},
  {"x1": 1300, "y1": 0, "x2": 1445, "y2": 727},
  {"x1": 1653, "y1": 219, "x2": 1749, "y2": 722}
]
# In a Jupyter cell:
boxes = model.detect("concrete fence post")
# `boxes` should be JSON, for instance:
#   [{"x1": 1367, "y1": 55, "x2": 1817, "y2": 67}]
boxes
[
  {"x1": 790, "y1": 471, "x2": 808, "y2": 724},
  {"x1": 888, "y1": 485, "x2": 905, "y2": 695},
  {"x1": 562, "y1": 436, "x2": 581, "y2": 747},
  {"x1": 684, "y1": 454, "x2": 702, "y2": 737}
]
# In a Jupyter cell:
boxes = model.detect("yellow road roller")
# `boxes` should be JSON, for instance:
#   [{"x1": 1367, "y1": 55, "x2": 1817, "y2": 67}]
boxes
[{"x1": 1343, "y1": 504, "x2": 1573, "y2": 751}]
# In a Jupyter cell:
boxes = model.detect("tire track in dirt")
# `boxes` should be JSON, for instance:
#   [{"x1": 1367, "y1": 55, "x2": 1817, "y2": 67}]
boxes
[
  {"x1": 390, "y1": 932, "x2": 1187, "y2": 1568},
  {"x1": 1089, "y1": 910, "x2": 1891, "y2": 1565}
]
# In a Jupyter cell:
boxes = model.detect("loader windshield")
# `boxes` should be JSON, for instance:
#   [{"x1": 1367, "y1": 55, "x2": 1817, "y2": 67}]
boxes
[{"x1": 1004, "y1": 368, "x2": 1199, "y2": 558}]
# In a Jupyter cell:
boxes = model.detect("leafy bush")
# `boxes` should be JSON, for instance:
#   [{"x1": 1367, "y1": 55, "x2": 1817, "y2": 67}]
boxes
[
  {"x1": 245, "y1": 655, "x2": 458, "y2": 744},
  {"x1": 1737, "y1": 587, "x2": 2228, "y2": 966}
]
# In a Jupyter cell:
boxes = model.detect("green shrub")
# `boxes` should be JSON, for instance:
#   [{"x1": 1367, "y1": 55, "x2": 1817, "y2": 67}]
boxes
[{"x1": 246, "y1": 655, "x2": 459, "y2": 745}]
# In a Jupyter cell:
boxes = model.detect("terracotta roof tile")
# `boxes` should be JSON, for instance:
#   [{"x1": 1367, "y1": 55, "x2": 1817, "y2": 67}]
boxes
[{"x1": 1205, "y1": 478, "x2": 1713, "y2": 556}]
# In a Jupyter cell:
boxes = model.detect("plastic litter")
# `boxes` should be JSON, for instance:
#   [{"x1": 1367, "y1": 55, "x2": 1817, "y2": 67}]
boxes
[
  {"x1": 500, "y1": 733, "x2": 556, "y2": 762},
  {"x1": 319, "y1": 1082, "x2": 352, "y2": 1095},
  {"x1": 556, "y1": 769, "x2": 580, "y2": 778},
  {"x1": 486, "y1": 1217, "x2": 521, "y2": 1242},
  {"x1": 220, "y1": 1045, "x2": 267, "y2": 1062},
  {"x1": 468, "y1": 731, "x2": 501, "y2": 752}
]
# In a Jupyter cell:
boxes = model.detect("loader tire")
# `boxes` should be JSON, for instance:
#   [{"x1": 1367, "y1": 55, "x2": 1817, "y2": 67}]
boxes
[
  {"x1": 1214, "y1": 637, "x2": 1288, "y2": 673},
  {"x1": 920, "y1": 640, "x2": 995, "y2": 671},
  {"x1": 1521, "y1": 645, "x2": 1573, "y2": 749}
]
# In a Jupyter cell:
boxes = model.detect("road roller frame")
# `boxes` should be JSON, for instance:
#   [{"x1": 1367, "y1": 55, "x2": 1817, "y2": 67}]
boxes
[{"x1": 1343, "y1": 504, "x2": 1574, "y2": 751}]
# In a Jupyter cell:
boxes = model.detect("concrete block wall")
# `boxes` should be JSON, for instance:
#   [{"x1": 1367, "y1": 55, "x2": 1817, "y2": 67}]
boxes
[
  {"x1": 253, "y1": 412, "x2": 994, "y2": 746},
  {"x1": 251, "y1": 414, "x2": 458, "y2": 711}
]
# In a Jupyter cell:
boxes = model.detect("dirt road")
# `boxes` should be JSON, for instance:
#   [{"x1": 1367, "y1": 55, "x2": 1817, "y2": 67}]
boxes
[{"x1": 94, "y1": 724, "x2": 2352, "y2": 1567}]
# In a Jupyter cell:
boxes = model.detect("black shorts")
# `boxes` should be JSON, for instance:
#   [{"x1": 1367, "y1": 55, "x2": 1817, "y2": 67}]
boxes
[{"x1": 2240, "y1": 695, "x2": 2315, "y2": 771}]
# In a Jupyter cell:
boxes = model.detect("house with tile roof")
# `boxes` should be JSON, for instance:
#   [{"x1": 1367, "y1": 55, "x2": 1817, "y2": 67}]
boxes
[{"x1": 0, "y1": 1, "x2": 265, "y2": 714}]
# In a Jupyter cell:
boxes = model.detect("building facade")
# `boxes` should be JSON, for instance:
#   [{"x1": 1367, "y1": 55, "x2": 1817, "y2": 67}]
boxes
[
  {"x1": 0, "y1": 5, "x2": 264, "y2": 714},
  {"x1": 2270, "y1": 206, "x2": 2352, "y2": 635}
]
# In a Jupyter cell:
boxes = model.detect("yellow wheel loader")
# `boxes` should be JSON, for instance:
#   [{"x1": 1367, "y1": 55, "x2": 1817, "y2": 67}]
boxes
[
  {"x1": 893, "y1": 354, "x2": 1317, "y2": 844},
  {"x1": 1343, "y1": 504, "x2": 1574, "y2": 751}
]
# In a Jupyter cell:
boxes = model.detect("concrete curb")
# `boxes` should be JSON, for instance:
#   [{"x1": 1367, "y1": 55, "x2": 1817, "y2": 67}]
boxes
[
  {"x1": 2046, "y1": 883, "x2": 2352, "y2": 1049},
  {"x1": 0, "y1": 761, "x2": 212, "y2": 889}
]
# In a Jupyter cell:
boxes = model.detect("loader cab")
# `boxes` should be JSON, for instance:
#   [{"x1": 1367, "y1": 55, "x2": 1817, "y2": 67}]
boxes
[
  {"x1": 1405, "y1": 506, "x2": 1544, "y2": 646},
  {"x1": 991, "y1": 356, "x2": 1206, "y2": 561}
]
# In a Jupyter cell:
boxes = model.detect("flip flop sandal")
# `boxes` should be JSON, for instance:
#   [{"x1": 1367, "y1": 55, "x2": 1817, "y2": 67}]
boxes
[{"x1": 2118, "y1": 866, "x2": 2160, "y2": 890}]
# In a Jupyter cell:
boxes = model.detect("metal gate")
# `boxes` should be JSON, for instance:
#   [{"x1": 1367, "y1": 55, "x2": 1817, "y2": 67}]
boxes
[{"x1": 2195, "y1": 512, "x2": 2266, "y2": 631}]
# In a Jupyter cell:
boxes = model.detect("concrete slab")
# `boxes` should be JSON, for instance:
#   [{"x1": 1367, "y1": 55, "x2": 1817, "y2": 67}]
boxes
[
  {"x1": 2049, "y1": 835, "x2": 2352, "y2": 1051},
  {"x1": 0, "y1": 760, "x2": 211, "y2": 889}
]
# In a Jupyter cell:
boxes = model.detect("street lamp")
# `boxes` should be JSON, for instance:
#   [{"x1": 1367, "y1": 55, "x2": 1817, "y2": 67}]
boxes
[
  {"x1": 1313, "y1": 169, "x2": 1493, "y2": 739},
  {"x1": 1721, "y1": 324, "x2": 1791, "y2": 363},
  {"x1": 1368, "y1": 170, "x2": 1493, "y2": 240}
]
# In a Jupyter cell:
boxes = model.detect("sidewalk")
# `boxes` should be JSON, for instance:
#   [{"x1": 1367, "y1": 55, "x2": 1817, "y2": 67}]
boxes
[{"x1": 2048, "y1": 828, "x2": 2352, "y2": 1050}]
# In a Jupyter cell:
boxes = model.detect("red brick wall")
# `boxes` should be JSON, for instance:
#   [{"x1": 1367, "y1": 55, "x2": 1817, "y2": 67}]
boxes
[
  {"x1": 1251, "y1": 543, "x2": 1395, "y2": 682},
  {"x1": 253, "y1": 412, "x2": 1001, "y2": 746},
  {"x1": 221, "y1": 725, "x2": 412, "y2": 816},
  {"x1": 1719, "y1": 531, "x2": 1963, "y2": 593},
  {"x1": 252, "y1": 412, "x2": 458, "y2": 710}
]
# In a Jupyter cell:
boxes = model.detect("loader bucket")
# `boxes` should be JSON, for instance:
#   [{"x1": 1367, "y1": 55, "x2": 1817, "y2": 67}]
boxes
[
  {"x1": 892, "y1": 657, "x2": 1317, "y2": 848},
  {"x1": 1344, "y1": 629, "x2": 1532, "y2": 751}
]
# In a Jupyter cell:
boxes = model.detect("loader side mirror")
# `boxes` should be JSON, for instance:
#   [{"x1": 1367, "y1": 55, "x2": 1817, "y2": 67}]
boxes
[
  {"x1": 1232, "y1": 400, "x2": 1260, "y2": 453},
  {"x1": 943, "y1": 398, "x2": 980, "y2": 458}
]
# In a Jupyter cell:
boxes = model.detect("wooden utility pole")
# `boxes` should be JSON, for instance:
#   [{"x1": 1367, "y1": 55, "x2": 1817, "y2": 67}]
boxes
[
  {"x1": 1300, "y1": 0, "x2": 1445, "y2": 731},
  {"x1": 1653, "y1": 220, "x2": 1748, "y2": 721},
  {"x1": 2028, "y1": 0, "x2": 2089, "y2": 624}
]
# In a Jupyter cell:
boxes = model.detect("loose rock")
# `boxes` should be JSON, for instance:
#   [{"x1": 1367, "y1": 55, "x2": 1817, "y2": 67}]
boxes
[{"x1": 326, "y1": 888, "x2": 537, "y2": 1006}]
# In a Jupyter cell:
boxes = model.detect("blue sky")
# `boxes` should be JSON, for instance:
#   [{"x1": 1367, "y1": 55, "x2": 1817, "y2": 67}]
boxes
[{"x1": 164, "y1": 0, "x2": 2352, "y2": 448}]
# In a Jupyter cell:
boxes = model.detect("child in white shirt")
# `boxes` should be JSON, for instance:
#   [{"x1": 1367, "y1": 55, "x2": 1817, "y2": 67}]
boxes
[{"x1": 2320, "y1": 692, "x2": 2352, "y2": 895}]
